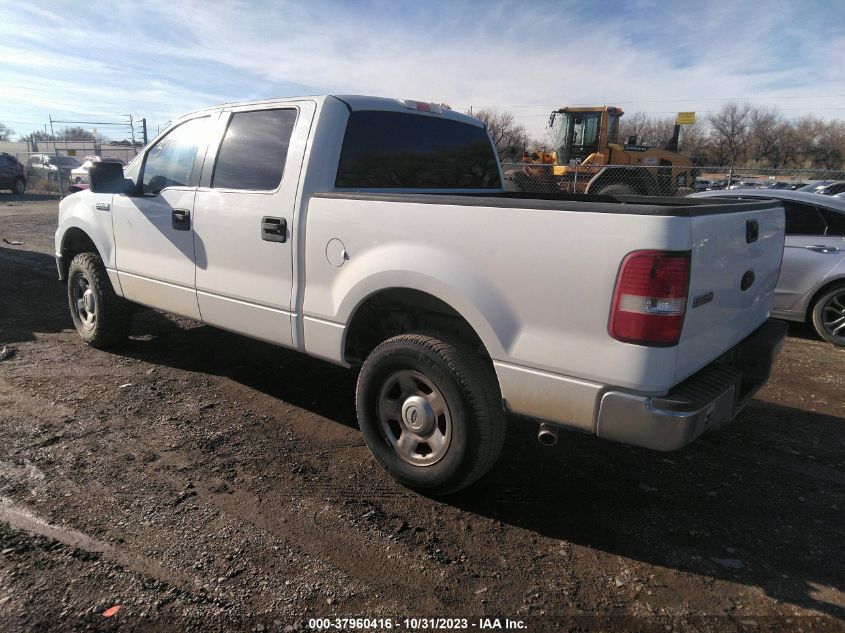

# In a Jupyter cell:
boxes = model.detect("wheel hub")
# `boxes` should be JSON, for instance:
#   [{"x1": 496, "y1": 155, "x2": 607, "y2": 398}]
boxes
[
  {"x1": 376, "y1": 369, "x2": 452, "y2": 467},
  {"x1": 401, "y1": 395, "x2": 435, "y2": 436},
  {"x1": 82, "y1": 289, "x2": 96, "y2": 314}
]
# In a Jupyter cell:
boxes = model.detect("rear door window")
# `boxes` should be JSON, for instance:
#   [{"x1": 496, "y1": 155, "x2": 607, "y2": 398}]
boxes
[
  {"x1": 818, "y1": 207, "x2": 845, "y2": 237},
  {"x1": 783, "y1": 202, "x2": 827, "y2": 236},
  {"x1": 212, "y1": 109, "x2": 298, "y2": 190},
  {"x1": 336, "y1": 111, "x2": 501, "y2": 189}
]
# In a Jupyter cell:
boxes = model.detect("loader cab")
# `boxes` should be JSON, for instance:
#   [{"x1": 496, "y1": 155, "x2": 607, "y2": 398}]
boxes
[{"x1": 552, "y1": 107, "x2": 622, "y2": 166}]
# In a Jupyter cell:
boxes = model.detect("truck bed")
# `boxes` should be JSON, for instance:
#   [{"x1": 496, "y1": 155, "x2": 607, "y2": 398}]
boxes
[
  {"x1": 315, "y1": 191, "x2": 779, "y2": 216},
  {"x1": 303, "y1": 192, "x2": 784, "y2": 435}
]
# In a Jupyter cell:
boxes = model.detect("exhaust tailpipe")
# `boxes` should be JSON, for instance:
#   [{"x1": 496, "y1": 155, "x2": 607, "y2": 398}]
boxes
[{"x1": 537, "y1": 422, "x2": 559, "y2": 447}]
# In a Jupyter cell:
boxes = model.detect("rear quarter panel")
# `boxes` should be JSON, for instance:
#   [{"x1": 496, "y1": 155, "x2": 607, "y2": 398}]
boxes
[{"x1": 301, "y1": 197, "x2": 693, "y2": 393}]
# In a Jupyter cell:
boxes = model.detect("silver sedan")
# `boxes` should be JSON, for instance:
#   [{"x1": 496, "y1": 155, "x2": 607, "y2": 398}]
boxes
[{"x1": 690, "y1": 189, "x2": 845, "y2": 346}]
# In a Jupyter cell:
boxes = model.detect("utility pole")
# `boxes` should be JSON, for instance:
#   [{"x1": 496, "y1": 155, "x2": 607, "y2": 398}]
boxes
[
  {"x1": 141, "y1": 118, "x2": 148, "y2": 145},
  {"x1": 49, "y1": 115, "x2": 65, "y2": 198}
]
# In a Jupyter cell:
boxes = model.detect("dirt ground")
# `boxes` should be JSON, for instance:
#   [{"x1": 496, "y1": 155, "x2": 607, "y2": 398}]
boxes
[{"x1": 0, "y1": 194, "x2": 843, "y2": 632}]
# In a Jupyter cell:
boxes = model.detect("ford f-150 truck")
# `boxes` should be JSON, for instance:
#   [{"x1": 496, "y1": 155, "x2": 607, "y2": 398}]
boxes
[{"x1": 55, "y1": 95, "x2": 787, "y2": 493}]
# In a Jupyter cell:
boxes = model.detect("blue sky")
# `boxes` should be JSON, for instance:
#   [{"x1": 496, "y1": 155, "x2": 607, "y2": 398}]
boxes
[{"x1": 1, "y1": 0, "x2": 843, "y2": 141}]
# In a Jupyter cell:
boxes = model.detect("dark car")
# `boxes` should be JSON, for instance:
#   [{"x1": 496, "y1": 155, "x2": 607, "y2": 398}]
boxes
[
  {"x1": 0, "y1": 153, "x2": 26, "y2": 194},
  {"x1": 26, "y1": 153, "x2": 81, "y2": 183}
]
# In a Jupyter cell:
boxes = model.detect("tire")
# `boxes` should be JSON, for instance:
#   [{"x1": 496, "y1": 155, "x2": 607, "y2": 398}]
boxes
[
  {"x1": 594, "y1": 183, "x2": 636, "y2": 196},
  {"x1": 67, "y1": 252, "x2": 133, "y2": 349},
  {"x1": 13, "y1": 178, "x2": 25, "y2": 195},
  {"x1": 811, "y1": 284, "x2": 845, "y2": 346},
  {"x1": 356, "y1": 333, "x2": 506, "y2": 495}
]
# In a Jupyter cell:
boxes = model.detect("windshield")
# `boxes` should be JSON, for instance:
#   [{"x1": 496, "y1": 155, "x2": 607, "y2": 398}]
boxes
[{"x1": 554, "y1": 112, "x2": 600, "y2": 165}]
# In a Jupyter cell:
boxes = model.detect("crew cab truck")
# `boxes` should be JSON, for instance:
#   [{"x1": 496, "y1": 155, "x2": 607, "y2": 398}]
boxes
[{"x1": 55, "y1": 95, "x2": 787, "y2": 494}]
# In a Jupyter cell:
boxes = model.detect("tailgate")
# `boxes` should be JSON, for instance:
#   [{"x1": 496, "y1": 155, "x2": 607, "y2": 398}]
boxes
[{"x1": 675, "y1": 202, "x2": 785, "y2": 383}]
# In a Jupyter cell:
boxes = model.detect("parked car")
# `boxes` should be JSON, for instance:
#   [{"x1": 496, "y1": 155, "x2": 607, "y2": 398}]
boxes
[
  {"x1": 812, "y1": 181, "x2": 845, "y2": 196},
  {"x1": 56, "y1": 95, "x2": 786, "y2": 493},
  {"x1": 70, "y1": 156, "x2": 126, "y2": 184},
  {"x1": 27, "y1": 154, "x2": 81, "y2": 182},
  {"x1": 797, "y1": 180, "x2": 837, "y2": 194},
  {"x1": 691, "y1": 189, "x2": 845, "y2": 346},
  {"x1": 728, "y1": 179, "x2": 763, "y2": 189},
  {"x1": 693, "y1": 178, "x2": 711, "y2": 191},
  {"x1": 0, "y1": 152, "x2": 26, "y2": 194}
]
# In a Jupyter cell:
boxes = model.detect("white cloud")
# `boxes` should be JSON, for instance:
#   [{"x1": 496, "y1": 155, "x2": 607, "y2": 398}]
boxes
[{"x1": 0, "y1": 0, "x2": 842, "y2": 140}]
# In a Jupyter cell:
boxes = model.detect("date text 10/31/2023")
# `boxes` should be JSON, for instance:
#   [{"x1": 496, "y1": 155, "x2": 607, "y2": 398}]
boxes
[{"x1": 307, "y1": 618, "x2": 527, "y2": 630}]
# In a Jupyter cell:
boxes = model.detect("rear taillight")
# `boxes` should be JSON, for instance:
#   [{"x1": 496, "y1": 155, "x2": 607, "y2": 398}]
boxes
[{"x1": 609, "y1": 250, "x2": 690, "y2": 346}]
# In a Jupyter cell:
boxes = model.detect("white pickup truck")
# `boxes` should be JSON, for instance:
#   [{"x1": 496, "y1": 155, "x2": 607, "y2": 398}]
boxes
[{"x1": 55, "y1": 95, "x2": 787, "y2": 493}]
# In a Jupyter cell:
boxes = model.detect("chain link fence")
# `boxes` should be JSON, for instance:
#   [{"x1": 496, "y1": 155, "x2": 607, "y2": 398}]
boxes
[
  {"x1": 501, "y1": 162, "x2": 845, "y2": 196},
  {"x1": 2, "y1": 146, "x2": 142, "y2": 195}
]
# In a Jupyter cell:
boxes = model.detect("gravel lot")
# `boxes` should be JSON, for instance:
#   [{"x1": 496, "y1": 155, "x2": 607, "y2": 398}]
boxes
[{"x1": 0, "y1": 195, "x2": 843, "y2": 632}]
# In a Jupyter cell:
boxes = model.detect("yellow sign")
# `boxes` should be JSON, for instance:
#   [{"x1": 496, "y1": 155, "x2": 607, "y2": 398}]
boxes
[
  {"x1": 676, "y1": 112, "x2": 696, "y2": 125},
  {"x1": 67, "y1": 149, "x2": 77, "y2": 156}
]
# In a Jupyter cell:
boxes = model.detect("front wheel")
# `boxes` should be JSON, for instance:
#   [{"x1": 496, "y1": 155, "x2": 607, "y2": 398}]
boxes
[
  {"x1": 13, "y1": 178, "x2": 25, "y2": 195},
  {"x1": 356, "y1": 333, "x2": 506, "y2": 495},
  {"x1": 67, "y1": 252, "x2": 133, "y2": 348},
  {"x1": 811, "y1": 285, "x2": 845, "y2": 346}
]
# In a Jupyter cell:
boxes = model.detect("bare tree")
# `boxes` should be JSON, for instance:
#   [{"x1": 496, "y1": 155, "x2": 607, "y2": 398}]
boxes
[
  {"x1": 56, "y1": 126, "x2": 104, "y2": 142},
  {"x1": 708, "y1": 102, "x2": 752, "y2": 167},
  {"x1": 612, "y1": 102, "x2": 844, "y2": 169},
  {"x1": 746, "y1": 107, "x2": 784, "y2": 166},
  {"x1": 0, "y1": 123, "x2": 13, "y2": 141},
  {"x1": 474, "y1": 109, "x2": 527, "y2": 161},
  {"x1": 619, "y1": 113, "x2": 677, "y2": 147},
  {"x1": 677, "y1": 119, "x2": 709, "y2": 163}
]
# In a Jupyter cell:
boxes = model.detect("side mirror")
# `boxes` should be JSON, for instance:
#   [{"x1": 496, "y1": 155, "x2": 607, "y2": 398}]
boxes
[{"x1": 89, "y1": 162, "x2": 135, "y2": 194}]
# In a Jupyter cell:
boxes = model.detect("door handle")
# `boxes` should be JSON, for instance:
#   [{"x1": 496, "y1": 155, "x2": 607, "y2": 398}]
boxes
[
  {"x1": 261, "y1": 216, "x2": 287, "y2": 243},
  {"x1": 95, "y1": 202, "x2": 110, "y2": 211},
  {"x1": 804, "y1": 245, "x2": 838, "y2": 254},
  {"x1": 172, "y1": 208, "x2": 191, "y2": 231}
]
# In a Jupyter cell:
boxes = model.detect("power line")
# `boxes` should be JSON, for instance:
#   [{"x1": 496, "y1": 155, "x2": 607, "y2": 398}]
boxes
[
  {"x1": 497, "y1": 107, "x2": 845, "y2": 119},
  {"x1": 455, "y1": 94, "x2": 845, "y2": 110}
]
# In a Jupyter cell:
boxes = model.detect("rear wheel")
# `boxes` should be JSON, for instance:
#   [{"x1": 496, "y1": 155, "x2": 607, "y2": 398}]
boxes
[
  {"x1": 13, "y1": 178, "x2": 25, "y2": 195},
  {"x1": 595, "y1": 183, "x2": 636, "y2": 196},
  {"x1": 67, "y1": 252, "x2": 133, "y2": 348},
  {"x1": 356, "y1": 333, "x2": 506, "y2": 494},
  {"x1": 811, "y1": 285, "x2": 845, "y2": 346}
]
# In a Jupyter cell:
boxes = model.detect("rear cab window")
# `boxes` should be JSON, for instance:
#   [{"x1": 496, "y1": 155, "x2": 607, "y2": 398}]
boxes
[{"x1": 336, "y1": 111, "x2": 501, "y2": 190}]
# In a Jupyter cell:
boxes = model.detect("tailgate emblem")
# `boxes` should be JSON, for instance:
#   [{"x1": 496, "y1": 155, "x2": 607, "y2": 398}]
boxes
[
  {"x1": 693, "y1": 291, "x2": 714, "y2": 308},
  {"x1": 746, "y1": 220, "x2": 759, "y2": 243}
]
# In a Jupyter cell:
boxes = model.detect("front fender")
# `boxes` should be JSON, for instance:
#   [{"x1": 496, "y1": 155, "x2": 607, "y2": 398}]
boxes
[{"x1": 56, "y1": 192, "x2": 116, "y2": 269}]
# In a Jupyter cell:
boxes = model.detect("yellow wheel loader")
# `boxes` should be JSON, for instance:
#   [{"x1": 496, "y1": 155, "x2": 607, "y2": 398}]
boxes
[{"x1": 507, "y1": 106, "x2": 696, "y2": 196}]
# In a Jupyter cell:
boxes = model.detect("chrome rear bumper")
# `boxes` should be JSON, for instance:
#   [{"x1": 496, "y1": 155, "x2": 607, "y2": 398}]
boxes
[{"x1": 596, "y1": 319, "x2": 787, "y2": 451}]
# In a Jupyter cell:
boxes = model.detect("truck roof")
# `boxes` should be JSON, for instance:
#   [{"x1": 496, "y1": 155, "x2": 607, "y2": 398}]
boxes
[{"x1": 176, "y1": 94, "x2": 483, "y2": 127}]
